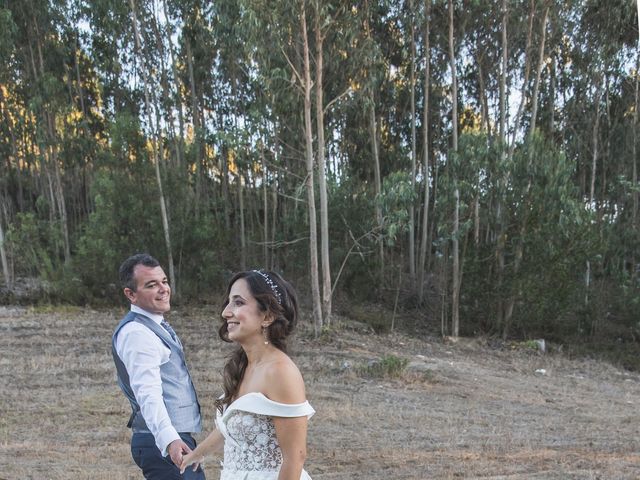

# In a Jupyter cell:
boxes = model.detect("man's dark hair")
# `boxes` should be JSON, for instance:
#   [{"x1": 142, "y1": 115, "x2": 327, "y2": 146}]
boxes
[{"x1": 119, "y1": 253, "x2": 161, "y2": 291}]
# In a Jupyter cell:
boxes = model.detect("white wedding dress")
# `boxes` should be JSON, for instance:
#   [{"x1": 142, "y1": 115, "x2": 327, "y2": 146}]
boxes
[{"x1": 215, "y1": 392, "x2": 315, "y2": 480}]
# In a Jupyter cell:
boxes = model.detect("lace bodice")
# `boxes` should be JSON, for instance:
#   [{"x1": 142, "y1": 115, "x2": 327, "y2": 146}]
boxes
[
  {"x1": 216, "y1": 392, "x2": 315, "y2": 480},
  {"x1": 223, "y1": 410, "x2": 281, "y2": 471}
]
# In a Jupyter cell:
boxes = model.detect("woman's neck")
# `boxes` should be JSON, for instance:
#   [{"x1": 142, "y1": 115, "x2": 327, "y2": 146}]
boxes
[{"x1": 243, "y1": 341, "x2": 274, "y2": 366}]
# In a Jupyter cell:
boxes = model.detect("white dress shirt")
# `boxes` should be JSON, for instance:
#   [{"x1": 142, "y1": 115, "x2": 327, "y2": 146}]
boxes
[{"x1": 115, "y1": 305, "x2": 181, "y2": 455}]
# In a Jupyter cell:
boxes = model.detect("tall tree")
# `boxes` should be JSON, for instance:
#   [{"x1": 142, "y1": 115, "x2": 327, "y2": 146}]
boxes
[
  {"x1": 408, "y1": 0, "x2": 417, "y2": 287},
  {"x1": 314, "y1": 0, "x2": 332, "y2": 325},
  {"x1": 0, "y1": 198, "x2": 10, "y2": 288},
  {"x1": 449, "y1": 0, "x2": 460, "y2": 338},
  {"x1": 418, "y1": 0, "x2": 432, "y2": 304},
  {"x1": 300, "y1": 1, "x2": 323, "y2": 334},
  {"x1": 129, "y1": 0, "x2": 176, "y2": 292}
]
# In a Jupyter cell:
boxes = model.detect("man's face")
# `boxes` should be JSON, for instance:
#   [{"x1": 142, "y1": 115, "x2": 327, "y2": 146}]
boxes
[{"x1": 124, "y1": 265, "x2": 171, "y2": 314}]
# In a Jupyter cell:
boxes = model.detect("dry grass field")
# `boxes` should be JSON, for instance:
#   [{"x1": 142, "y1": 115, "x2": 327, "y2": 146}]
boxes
[{"x1": 1, "y1": 305, "x2": 639, "y2": 479}]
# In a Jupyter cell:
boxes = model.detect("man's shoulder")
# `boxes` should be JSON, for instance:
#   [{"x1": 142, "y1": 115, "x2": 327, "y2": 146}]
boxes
[
  {"x1": 120, "y1": 319, "x2": 151, "y2": 334},
  {"x1": 115, "y1": 313, "x2": 156, "y2": 339}
]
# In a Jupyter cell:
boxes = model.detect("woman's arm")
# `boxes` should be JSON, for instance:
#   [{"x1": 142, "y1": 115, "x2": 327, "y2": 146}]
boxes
[
  {"x1": 265, "y1": 359, "x2": 309, "y2": 480},
  {"x1": 273, "y1": 415, "x2": 308, "y2": 480},
  {"x1": 179, "y1": 428, "x2": 224, "y2": 474}
]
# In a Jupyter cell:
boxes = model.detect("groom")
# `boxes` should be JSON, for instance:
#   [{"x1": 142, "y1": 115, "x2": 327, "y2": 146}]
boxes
[{"x1": 112, "y1": 253, "x2": 206, "y2": 479}]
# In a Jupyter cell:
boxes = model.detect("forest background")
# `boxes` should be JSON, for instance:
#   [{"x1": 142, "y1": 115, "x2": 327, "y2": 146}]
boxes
[{"x1": 0, "y1": 0, "x2": 639, "y2": 369}]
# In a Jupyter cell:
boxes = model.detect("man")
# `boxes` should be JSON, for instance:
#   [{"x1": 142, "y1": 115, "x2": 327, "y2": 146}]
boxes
[{"x1": 112, "y1": 253, "x2": 206, "y2": 479}]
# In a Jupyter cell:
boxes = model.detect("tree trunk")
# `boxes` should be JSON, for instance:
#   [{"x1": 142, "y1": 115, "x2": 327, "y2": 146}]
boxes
[
  {"x1": 129, "y1": 0, "x2": 176, "y2": 293},
  {"x1": 496, "y1": 0, "x2": 509, "y2": 330},
  {"x1": 477, "y1": 52, "x2": 490, "y2": 137},
  {"x1": 150, "y1": 10, "x2": 180, "y2": 170},
  {"x1": 590, "y1": 78, "x2": 603, "y2": 209},
  {"x1": 364, "y1": 2, "x2": 384, "y2": 280},
  {"x1": 32, "y1": 18, "x2": 71, "y2": 265},
  {"x1": 73, "y1": 34, "x2": 87, "y2": 120},
  {"x1": 261, "y1": 148, "x2": 269, "y2": 266},
  {"x1": 270, "y1": 132, "x2": 280, "y2": 269},
  {"x1": 408, "y1": 0, "x2": 417, "y2": 287},
  {"x1": 221, "y1": 141, "x2": 231, "y2": 230},
  {"x1": 186, "y1": 40, "x2": 202, "y2": 218},
  {"x1": 507, "y1": 0, "x2": 535, "y2": 161},
  {"x1": 549, "y1": 52, "x2": 556, "y2": 137},
  {"x1": 0, "y1": 199, "x2": 11, "y2": 289},
  {"x1": 162, "y1": 0, "x2": 185, "y2": 169},
  {"x1": 632, "y1": 54, "x2": 639, "y2": 281},
  {"x1": 370, "y1": 102, "x2": 384, "y2": 280},
  {"x1": 271, "y1": 169, "x2": 278, "y2": 270},
  {"x1": 448, "y1": 0, "x2": 460, "y2": 337},
  {"x1": 452, "y1": 187, "x2": 460, "y2": 338},
  {"x1": 315, "y1": 1, "x2": 332, "y2": 324},
  {"x1": 503, "y1": 7, "x2": 550, "y2": 338},
  {"x1": 301, "y1": 3, "x2": 323, "y2": 335},
  {"x1": 528, "y1": 6, "x2": 549, "y2": 140},
  {"x1": 499, "y1": 0, "x2": 507, "y2": 144},
  {"x1": 418, "y1": 0, "x2": 431, "y2": 304},
  {"x1": 238, "y1": 171, "x2": 247, "y2": 270},
  {"x1": 51, "y1": 147, "x2": 71, "y2": 264},
  {"x1": 449, "y1": 0, "x2": 458, "y2": 153}
]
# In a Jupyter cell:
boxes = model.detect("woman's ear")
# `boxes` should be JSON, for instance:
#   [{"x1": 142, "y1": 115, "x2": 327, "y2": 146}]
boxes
[{"x1": 262, "y1": 313, "x2": 275, "y2": 327}]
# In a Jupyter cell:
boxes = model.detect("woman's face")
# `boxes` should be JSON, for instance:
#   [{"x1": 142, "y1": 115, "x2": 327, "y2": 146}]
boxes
[{"x1": 222, "y1": 278, "x2": 268, "y2": 343}]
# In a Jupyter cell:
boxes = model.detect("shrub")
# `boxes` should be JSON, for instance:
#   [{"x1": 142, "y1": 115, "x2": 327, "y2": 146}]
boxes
[{"x1": 359, "y1": 354, "x2": 409, "y2": 378}]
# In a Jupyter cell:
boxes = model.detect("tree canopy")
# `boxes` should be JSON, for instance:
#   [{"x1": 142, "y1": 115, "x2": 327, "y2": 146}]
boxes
[{"x1": 0, "y1": 0, "x2": 638, "y2": 359}]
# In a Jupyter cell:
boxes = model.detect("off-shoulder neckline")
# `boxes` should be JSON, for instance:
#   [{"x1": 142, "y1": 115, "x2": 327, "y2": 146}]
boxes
[
  {"x1": 217, "y1": 391, "x2": 315, "y2": 426},
  {"x1": 227, "y1": 391, "x2": 309, "y2": 409}
]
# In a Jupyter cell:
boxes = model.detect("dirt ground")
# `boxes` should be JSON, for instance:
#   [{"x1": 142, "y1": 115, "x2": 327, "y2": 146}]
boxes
[{"x1": 1, "y1": 305, "x2": 639, "y2": 479}]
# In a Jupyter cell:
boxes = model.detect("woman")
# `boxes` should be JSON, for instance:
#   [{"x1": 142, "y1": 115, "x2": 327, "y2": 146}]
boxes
[{"x1": 180, "y1": 270, "x2": 314, "y2": 480}]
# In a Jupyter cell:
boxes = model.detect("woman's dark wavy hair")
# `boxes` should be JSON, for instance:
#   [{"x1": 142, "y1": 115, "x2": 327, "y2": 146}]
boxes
[{"x1": 215, "y1": 270, "x2": 298, "y2": 413}]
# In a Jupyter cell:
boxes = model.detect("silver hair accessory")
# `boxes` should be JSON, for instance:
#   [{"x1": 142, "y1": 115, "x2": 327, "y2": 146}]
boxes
[{"x1": 252, "y1": 270, "x2": 282, "y2": 304}]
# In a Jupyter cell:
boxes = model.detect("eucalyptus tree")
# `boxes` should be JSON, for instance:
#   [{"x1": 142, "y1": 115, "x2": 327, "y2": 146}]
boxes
[
  {"x1": 5, "y1": 0, "x2": 73, "y2": 265},
  {"x1": 128, "y1": 0, "x2": 176, "y2": 292},
  {"x1": 0, "y1": 6, "x2": 17, "y2": 287},
  {"x1": 3, "y1": 0, "x2": 106, "y2": 272},
  {"x1": 314, "y1": 0, "x2": 331, "y2": 324},
  {"x1": 417, "y1": 0, "x2": 432, "y2": 304},
  {"x1": 229, "y1": 0, "x2": 325, "y2": 329},
  {"x1": 447, "y1": 0, "x2": 461, "y2": 337},
  {"x1": 362, "y1": 0, "x2": 385, "y2": 280},
  {"x1": 502, "y1": 0, "x2": 551, "y2": 338}
]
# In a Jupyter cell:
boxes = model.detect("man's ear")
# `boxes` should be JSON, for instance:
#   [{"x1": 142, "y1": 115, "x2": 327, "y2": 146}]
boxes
[{"x1": 124, "y1": 288, "x2": 136, "y2": 303}]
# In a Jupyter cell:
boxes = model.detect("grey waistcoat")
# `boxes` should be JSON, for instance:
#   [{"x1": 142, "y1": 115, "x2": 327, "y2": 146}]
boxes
[{"x1": 112, "y1": 311, "x2": 202, "y2": 434}]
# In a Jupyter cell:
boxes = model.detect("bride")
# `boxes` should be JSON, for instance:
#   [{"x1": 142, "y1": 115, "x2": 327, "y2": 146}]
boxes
[{"x1": 181, "y1": 270, "x2": 314, "y2": 480}]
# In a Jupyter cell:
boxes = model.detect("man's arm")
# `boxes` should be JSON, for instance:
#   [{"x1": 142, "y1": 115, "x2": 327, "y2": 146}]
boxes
[{"x1": 115, "y1": 324, "x2": 181, "y2": 456}]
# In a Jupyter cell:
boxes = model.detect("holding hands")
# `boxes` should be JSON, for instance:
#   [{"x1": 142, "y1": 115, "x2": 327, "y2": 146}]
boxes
[
  {"x1": 180, "y1": 450, "x2": 205, "y2": 474},
  {"x1": 167, "y1": 438, "x2": 195, "y2": 469}
]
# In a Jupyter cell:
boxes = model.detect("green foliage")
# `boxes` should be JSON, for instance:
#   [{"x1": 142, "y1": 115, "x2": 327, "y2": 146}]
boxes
[
  {"x1": 74, "y1": 168, "x2": 165, "y2": 302},
  {"x1": 345, "y1": 304, "x2": 391, "y2": 333},
  {"x1": 5, "y1": 212, "x2": 60, "y2": 280},
  {"x1": 359, "y1": 354, "x2": 409, "y2": 379},
  {"x1": 172, "y1": 207, "x2": 230, "y2": 299},
  {"x1": 0, "y1": 8, "x2": 16, "y2": 72},
  {"x1": 0, "y1": 0, "x2": 638, "y2": 369},
  {"x1": 379, "y1": 170, "x2": 417, "y2": 246}
]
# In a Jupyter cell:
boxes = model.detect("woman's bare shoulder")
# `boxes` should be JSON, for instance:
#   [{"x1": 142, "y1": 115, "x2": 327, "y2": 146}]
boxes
[{"x1": 262, "y1": 354, "x2": 306, "y2": 404}]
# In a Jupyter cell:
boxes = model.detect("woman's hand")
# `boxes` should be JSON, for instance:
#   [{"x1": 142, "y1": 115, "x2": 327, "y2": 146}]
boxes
[
  {"x1": 179, "y1": 451, "x2": 204, "y2": 474},
  {"x1": 178, "y1": 428, "x2": 224, "y2": 473}
]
